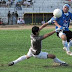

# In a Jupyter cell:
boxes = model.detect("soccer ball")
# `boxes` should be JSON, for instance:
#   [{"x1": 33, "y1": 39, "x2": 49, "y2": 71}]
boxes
[{"x1": 53, "y1": 8, "x2": 62, "y2": 18}]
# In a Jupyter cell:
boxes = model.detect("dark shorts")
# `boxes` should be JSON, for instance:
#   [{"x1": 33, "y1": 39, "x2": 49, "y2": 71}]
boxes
[{"x1": 57, "y1": 30, "x2": 72, "y2": 42}]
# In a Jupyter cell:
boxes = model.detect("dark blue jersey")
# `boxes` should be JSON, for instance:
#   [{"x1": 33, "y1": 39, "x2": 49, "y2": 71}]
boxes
[{"x1": 48, "y1": 10, "x2": 72, "y2": 31}]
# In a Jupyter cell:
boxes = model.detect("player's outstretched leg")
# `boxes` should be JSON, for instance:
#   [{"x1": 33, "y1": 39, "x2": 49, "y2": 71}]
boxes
[
  {"x1": 62, "y1": 40, "x2": 72, "y2": 56},
  {"x1": 68, "y1": 40, "x2": 72, "y2": 49},
  {"x1": 47, "y1": 54, "x2": 68, "y2": 66},
  {"x1": 8, "y1": 55, "x2": 30, "y2": 66},
  {"x1": 59, "y1": 32, "x2": 72, "y2": 55},
  {"x1": 62, "y1": 40, "x2": 70, "y2": 51}
]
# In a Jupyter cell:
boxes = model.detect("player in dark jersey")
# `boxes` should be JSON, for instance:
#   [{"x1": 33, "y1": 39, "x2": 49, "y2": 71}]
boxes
[{"x1": 8, "y1": 26, "x2": 68, "y2": 66}]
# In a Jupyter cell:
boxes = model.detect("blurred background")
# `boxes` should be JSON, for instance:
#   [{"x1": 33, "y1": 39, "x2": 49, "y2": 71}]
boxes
[{"x1": 0, "y1": 0, "x2": 72, "y2": 25}]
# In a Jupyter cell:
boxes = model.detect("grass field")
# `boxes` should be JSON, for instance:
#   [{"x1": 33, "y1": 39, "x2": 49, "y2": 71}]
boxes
[{"x1": 0, "y1": 28, "x2": 72, "y2": 72}]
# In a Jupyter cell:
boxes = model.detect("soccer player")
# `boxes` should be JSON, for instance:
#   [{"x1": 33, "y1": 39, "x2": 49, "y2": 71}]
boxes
[
  {"x1": 40, "y1": 4, "x2": 72, "y2": 56},
  {"x1": 8, "y1": 26, "x2": 68, "y2": 66}
]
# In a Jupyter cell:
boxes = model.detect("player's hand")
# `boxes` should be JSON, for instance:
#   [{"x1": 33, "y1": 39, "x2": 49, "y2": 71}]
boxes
[
  {"x1": 60, "y1": 26, "x2": 63, "y2": 30},
  {"x1": 60, "y1": 26, "x2": 65, "y2": 31},
  {"x1": 55, "y1": 28, "x2": 63, "y2": 32},
  {"x1": 55, "y1": 28, "x2": 61, "y2": 32},
  {"x1": 55, "y1": 27, "x2": 65, "y2": 32}
]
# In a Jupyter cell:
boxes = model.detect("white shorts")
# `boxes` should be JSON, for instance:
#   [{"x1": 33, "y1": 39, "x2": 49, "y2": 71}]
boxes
[
  {"x1": 27, "y1": 48, "x2": 48, "y2": 59},
  {"x1": 59, "y1": 31, "x2": 65, "y2": 38}
]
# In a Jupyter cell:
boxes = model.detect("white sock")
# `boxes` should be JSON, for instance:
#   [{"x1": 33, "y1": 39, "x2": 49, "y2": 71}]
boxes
[
  {"x1": 68, "y1": 42, "x2": 71, "y2": 49},
  {"x1": 53, "y1": 58, "x2": 65, "y2": 64},
  {"x1": 62, "y1": 40, "x2": 70, "y2": 52},
  {"x1": 70, "y1": 40, "x2": 72, "y2": 46},
  {"x1": 13, "y1": 55, "x2": 27, "y2": 64},
  {"x1": 68, "y1": 40, "x2": 72, "y2": 47}
]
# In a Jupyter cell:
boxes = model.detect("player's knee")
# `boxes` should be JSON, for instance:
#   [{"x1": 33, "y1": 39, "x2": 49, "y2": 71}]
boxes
[
  {"x1": 52, "y1": 55, "x2": 56, "y2": 59},
  {"x1": 26, "y1": 55, "x2": 31, "y2": 59},
  {"x1": 61, "y1": 35, "x2": 67, "y2": 40},
  {"x1": 59, "y1": 32, "x2": 67, "y2": 40},
  {"x1": 47, "y1": 54, "x2": 56, "y2": 59}
]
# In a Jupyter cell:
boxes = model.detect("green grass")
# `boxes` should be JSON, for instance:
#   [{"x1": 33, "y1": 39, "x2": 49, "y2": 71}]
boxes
[{"x1": 0, "y1": 29, "x2": 72, "y2": 72}]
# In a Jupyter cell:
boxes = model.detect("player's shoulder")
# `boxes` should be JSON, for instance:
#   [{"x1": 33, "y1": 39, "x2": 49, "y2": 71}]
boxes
[
  {"x1": 30, "y1": 34, "x2": 36, "y2": 41},
  {"x1": 68, "y1": 11, "x2": 72, "y2": 13},
  {"x1": 48, "y1": 16, "x2": 57, "y2": 24},
  {"x1": 52, "y1": 16, "x2": 57, "y2": 19},
  {"x1": 51, "y1": 16, "x2": 57, "y2": 21},
  {"x1": 68, "y1": 12, "x2": 72, "y2": 15}
]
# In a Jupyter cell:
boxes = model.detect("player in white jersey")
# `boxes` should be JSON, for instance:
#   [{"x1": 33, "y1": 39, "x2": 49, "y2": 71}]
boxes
[
  {"x1": 40, "y1": 4, "x2": 72, "y2": 56},
  {"x1": 8, "y1": 26, "x2": 68, "y2": 66}
]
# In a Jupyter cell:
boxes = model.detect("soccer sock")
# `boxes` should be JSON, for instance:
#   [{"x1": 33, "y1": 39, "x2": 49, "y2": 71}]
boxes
[
  {"x1": 68, "y1": 42, "x2": 71, "y2": 49},
  {"x1": 70, "y1": 40, "x2": 72, "y2": 46},
  {"x1": 68, "y1": 40, "x2": 72, "y2": 47},
  {"x1": 53, "y1": 58, "x2": 65, "y2": 64},
  {"x1": 68, "y1": 40, "x2": 72, "y2": 49},
  {"x1": 13, "y1": 55, "x2": 27, "y2": 64},
  {"x1": 62, "y1": 40, "x2": 70, "y2": 52}
]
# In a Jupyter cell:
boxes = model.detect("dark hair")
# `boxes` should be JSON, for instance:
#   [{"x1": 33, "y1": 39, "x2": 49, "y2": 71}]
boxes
[{"x1": 32, "y1": 26, "x2": 39, "y2": 35}]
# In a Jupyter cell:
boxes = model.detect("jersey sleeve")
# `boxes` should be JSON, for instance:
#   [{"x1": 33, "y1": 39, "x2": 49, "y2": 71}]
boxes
[
  {"x1": 30, "y1": 34, "x2": 44, "y2": 41},
  {"x1": 36, "y1": 35, "x2": 44, "y2": 41},
  {"x1": 70, "y1": 13, "x2": 72, "y2": 20},
  {"x1": 47, "y1": 17, "x2": 57, "y2": 24}
]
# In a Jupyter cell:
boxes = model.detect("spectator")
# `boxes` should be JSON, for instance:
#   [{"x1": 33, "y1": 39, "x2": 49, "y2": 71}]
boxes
[
  {"x1": 15, "y1": 11, "x2": 18, "y2": 24},
  {"x1": 20, "y1": 18, "x2": 25, "y2": 24},
  {"x1": 12, "y1": 12, "x2": 16, "y2": 25},
  {"x1": 15, "y1": 2, "x2": 22, "y2": 10},
  {"x1": 7, "y1": 11, "x2": 11, "y2": 25},
  {"x1": 11, "y1": 0, "x2": 14, "y2": 5},
  {"x1": 0, "y1": 0, "x2": 6, "y2": 7},
  {"x1": 6, "y1": 0, "x2": 11, "y2": 7},
  {"x1": 41, "y1": 19, "x2": 45, "y2": 25},
  {"x1": 2, "y1": 0, "x2": 6, "y2": 4},
  {"x1": 27, "y1": 0, "x2": 33, "y2": 5},
  {"x1": 17, "y1": 18, "x2": 25, "y2": 24},
  {"x1": 23, "y1": 0, "x2": 30, "y2": 7},
  {"x1": 18, "y1": 3, "x2": 22, "y2": 10},
  {"x1": 15, "y1": 2, "x2": 19, "y2": 8},
  {"x1": 17, "y1": 18, "x2": 21, "y2": 24},
  {"x1": 0, "y1": 18, "x2": 3, "y2": 25},
  {"x1": 0, "y1": 0, "x2": 2, "y2": 7}
]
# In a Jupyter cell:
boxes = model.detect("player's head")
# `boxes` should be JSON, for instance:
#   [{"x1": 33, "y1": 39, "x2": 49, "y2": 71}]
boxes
[
  {"x1": 32, "y1": 26, "x2": 39, "y2": 35},
  {"x1": 63, "y1": 4, "x2": 70, "y2": 13}
]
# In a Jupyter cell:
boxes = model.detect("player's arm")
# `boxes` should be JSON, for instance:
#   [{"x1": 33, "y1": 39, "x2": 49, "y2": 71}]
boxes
[
  {"x1": 53, "y1": 20, "x2": 64, "y2": 30},
  {"x1": 39, "y1": 22, "x2": 48, "y2": 31},
  {"x1": 42, "y1": 27, "x2": 62, "y2": 39},
  {"x1": 43, "y1": 31, "x2": 55, "y2": 39},
  {"x1": 53, "y1": 21, "x2": 61, "y2": 28}
]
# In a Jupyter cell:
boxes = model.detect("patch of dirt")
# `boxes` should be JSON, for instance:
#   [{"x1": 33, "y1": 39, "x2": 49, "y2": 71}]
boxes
[{"x1": 0, "y1": 25, "x2": 72, "y2": 30}]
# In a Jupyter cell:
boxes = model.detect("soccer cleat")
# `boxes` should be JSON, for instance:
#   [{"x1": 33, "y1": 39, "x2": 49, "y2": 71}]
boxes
[
  {"x1": 8, "y1": 62, "x2": 14, "y2": 66},
  {"x1": 66, "y1": 51, "x2": 72, "y2": 56},
  {"x1": 63, "y1": 47, "x2": 67, "y2": 51},
  {"x1": 60, "y1": 63, "x2": 68, "y2": 66}
]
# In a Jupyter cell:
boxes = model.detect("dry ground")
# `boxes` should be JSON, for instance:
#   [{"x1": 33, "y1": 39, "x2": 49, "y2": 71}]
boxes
[{"x1": 0, "y1": 25, "x2": 72, "y2": 30}]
